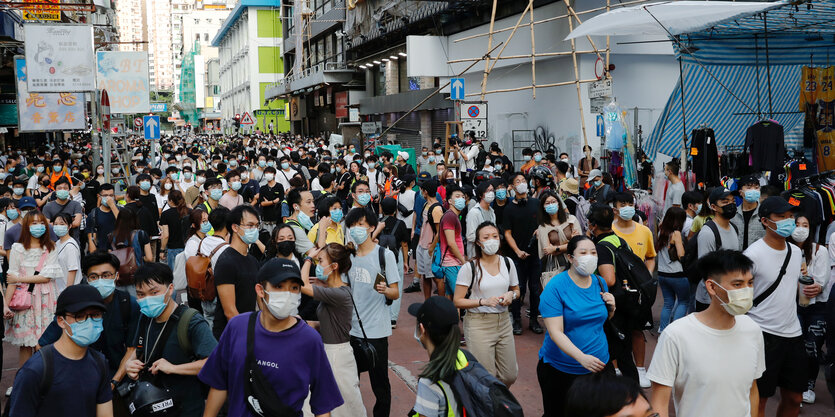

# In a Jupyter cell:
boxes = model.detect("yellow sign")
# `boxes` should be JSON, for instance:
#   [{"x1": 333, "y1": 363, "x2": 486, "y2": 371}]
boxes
[{"x1": 22, "y1": 0, "x2": 61, "y2": 21}]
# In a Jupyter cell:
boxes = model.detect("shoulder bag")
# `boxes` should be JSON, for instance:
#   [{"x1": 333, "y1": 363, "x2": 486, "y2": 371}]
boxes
[{"x1": 9, "y1": 250, "x2": 48, "y2": 311}]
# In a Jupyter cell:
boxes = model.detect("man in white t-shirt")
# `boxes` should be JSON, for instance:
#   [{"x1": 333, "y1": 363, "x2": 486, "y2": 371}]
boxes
[
  {"x1": 662, "y1": 161, "x2": 684, "y2": 214},
  {"x1": 648, "y1": 249, "x2": 765, "y2": 417},
  {"x1": 743, "y1": 196, "x2": 809, "y2": 417}
]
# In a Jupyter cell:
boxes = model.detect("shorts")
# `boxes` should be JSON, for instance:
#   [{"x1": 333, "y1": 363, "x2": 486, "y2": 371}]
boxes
[
  {"x1": 416, "y1": 246, "x2": 432, "y2": 277},
  {"x1": 757, "y1": 332, "x2": 808, "y2": 397},
  {"x1": 441, "y1": 265, "x2": 461, "y2": 296}
]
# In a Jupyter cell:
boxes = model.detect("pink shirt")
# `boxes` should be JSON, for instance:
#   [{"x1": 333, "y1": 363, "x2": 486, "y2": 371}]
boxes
[{"x1": 440, "y1": 210, "x2": 464, "y2": 266}]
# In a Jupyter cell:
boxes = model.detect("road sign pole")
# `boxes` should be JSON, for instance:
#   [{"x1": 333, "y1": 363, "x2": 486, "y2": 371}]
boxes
[
  {"x1": 90, "y1": 91, "x2": 101, "y2": 169},
  {"x1": 101, "y1": 90, "x2": 112, "y2": 184}
]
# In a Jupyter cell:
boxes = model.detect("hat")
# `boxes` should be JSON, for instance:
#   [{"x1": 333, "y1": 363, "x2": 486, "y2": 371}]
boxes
[
  {"x1": 588, "y1": 169, "x2": 603, "y2": 180},
  {"x1": 417, "y1": 171, "x2": 432, "y2": 184},
  {"x1": 560, "y1": 178, "x2": 580, "y2": 196},
  {"x1": 17, "y1": 197, "x2": 36, "y2": 210},
  {"x1": 758, "y1": 196, "x2": 797, "y2": 218},
  {"x1": 257, "y1": 258, "x2": 304, "y2": 286},
  {"x1": 381, "y1": 196, "x2": 398, "y2": 215},
  {"x1": 708, "y1": 187, "x2": 734, "y2": 204},
  {"x1": 397, "y1": 151, "x2": 409, "y2": 162},
  {"x1": 408, "y1": 296, "x2": 459, "y2": 334},
  {"x1": 738, "y1": 175, "x2": 760, "y2": 187},
  {"x1": 55, "y1": 284, "x2": 107, "y2": 316}
]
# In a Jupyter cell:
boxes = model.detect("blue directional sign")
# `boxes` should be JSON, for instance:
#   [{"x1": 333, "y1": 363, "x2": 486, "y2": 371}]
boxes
[
  {"x1": 596, "y1": 114, "x2": 605, "y2": 137},
  {"x1": 143, "y1": 115, "x2": 160, "y2": 140},
  {"x1": 450, "y1": 78, "x2": 465, "y2": 100}
]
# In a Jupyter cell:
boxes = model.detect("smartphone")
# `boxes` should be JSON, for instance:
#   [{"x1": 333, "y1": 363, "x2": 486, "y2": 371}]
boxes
[{"x1": 374, "y1": 273, "x2": 387, "y2": 288}]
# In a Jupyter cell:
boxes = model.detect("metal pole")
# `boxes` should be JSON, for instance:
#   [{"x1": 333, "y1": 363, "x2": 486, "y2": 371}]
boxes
[
  {"x1": 754, "y1": 34, "x2": 762, "y2": 118},
  {"x1": 678, "y1": 57, "x2": 688, "y2": 171},
  {"x1": 90, "y1": 92, "x2": 100, "y2": 169},
  {"x1": 763, "y1": 12, "x2": 773, "y2": 118}
]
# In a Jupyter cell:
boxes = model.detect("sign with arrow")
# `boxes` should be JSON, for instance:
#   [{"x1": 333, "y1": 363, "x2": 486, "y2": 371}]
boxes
[
  {"x1": 450, "y1": 78, "x2": 465, "y2": 100},
  {"x1": 596, "y1": 114, "x2": 605, "y2": 137},
  {"x1": 143, "y1": 115, "x2": 160, "y2": 140}
]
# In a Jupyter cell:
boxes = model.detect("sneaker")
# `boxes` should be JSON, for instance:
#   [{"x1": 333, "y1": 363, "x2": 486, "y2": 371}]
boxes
[
  {"x1": 615, "y1": 368, "x2": 622, "y2": 377},
  {"x1": 408, "y1": 267, "x2": 415, "y2": 274},
  {"x1": 530, "y1": 321, "x2": 544, "y2": 334},
  {"x1": 391, "y1": 320, "x2": 397, "y2": 329},
  {"x1": 403, "y1": 282, "x2": 421, "y2": 293},
  {"x1": 802, "y1": 389, "x2": 816, "y2": 404},
  {"x1": 512, "y1": 319, "x2": 523, "y2": 335},
  {"x1": 637, "y1": 367, "x2": 651, "y2": 389},
  {"x1": 5, "y1": 386, "x2": 11, "y2": 397}
]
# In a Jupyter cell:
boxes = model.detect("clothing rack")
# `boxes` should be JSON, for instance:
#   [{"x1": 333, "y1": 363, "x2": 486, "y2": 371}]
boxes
[{"x1": 791, "y1": 169, "x2": 835, "y2": 188}]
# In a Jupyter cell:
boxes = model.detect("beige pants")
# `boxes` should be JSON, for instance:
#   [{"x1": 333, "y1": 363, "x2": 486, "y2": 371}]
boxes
[
  {"x1": 463, "y1": 311, "x2": 518, "y2": 387},
  {"x1": 304, "y1": 342, "x2": 368, "y2": 417}
]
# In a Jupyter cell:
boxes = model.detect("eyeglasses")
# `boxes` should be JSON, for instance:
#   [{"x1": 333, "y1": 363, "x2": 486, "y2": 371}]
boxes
[
  {"x1": 66, "y1": 311, "x2": 103, "y2": 323},
  {"x1": 87, "y1": 272, "x2": 116, "y2": 282},
  {"x1": 240, "y1": 222, "x2": 261, "y2": 229}
]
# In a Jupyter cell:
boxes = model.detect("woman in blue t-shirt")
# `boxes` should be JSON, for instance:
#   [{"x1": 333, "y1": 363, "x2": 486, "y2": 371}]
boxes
[{"x1": 537, "y1": 235, "x2": 616, "y2": 417}]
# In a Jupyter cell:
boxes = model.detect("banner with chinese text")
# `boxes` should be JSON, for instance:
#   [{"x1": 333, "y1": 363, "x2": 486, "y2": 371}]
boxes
[{"x1": 15, "y1": 57, "x2": 85, "y2": 132}]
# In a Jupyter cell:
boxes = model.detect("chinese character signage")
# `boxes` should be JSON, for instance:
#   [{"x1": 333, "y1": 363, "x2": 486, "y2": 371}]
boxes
[
  {"x1": 15, "y1": 57, "x2": 85, "y2": 132},
  {"x1": 22, "y1": 0, "x2": 61, "y2": 21},
  {"x1": 24, "y1": 24, "x2": 95, "y2": 92},
  {"x1": 96, "y1": 51, "x2": 150, "y2": 113}
]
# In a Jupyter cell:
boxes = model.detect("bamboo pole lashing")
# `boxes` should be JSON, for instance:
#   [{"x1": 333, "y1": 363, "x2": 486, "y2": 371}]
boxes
[
  {"x1": 563, "y1": 0, "x2": 589, "y2": 146},
  {"x1": 466, "y1": 78, "x2": 599, "y2": 96},
  {"x1": 480, "y1": 0, "x2": 498, "y2": 101},
  {"x1": 529, "y1": 0, "x2": 536, "y2": 98},
  {"x1": 448, "y1": 50, "x2": 599, "y2": 64}
]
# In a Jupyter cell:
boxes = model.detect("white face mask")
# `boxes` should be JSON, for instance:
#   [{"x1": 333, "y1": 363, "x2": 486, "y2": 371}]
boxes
[
  {"x1": 483, "y1": 191, "x2": 495, "y2": 204},
  {"x1": 264, "y1": 173, "x2": 275, "y2": 181},
  {"x1": 515, "y1": 182, "x2": 528, "y2": 195},
  {"x1": 264, "y1": 290, "x2": 301, "y2": 319},
  {"x1": 481, "y1": 239, "x2": 500, "y2": 255},
  {"x1": 710, "y1": 280, "x2": 753, "y2": 316},
  {"x1": 574, "y1": 254, "x2": 598, "y2": 276},
  {"x1": 791, "y1": 226, "x2": 809, "y2": 242}
]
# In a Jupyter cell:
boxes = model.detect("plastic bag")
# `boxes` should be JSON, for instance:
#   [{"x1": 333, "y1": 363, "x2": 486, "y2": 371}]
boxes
[{"x1": 603, "y1": 100, "x2": 626, "y2": 150}]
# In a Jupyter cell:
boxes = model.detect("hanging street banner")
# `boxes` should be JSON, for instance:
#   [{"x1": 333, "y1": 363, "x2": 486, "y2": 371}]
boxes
[
  {"x1": 24, "y1": 24, "x2": 95, "y2": 92},
  {"x1": 14, "y1": 57, "x2": 85, "y2": 132},
  {"x1": 96, "y1": 51, "x2": 150, "y2": 114},
  {"x1": 22, "y1": 0, "x2": 61, "y2": 21}
]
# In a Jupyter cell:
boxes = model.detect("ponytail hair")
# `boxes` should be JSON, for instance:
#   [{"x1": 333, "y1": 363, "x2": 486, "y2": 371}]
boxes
[{"x1": 323, "y1": 242, "x2": 356, "y2": 275}]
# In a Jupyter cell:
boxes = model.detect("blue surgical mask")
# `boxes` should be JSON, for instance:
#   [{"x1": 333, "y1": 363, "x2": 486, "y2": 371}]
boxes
[
  {"x1": 200, "y1": 221, "x2": 212, "y2": 234},
  {"x1": 428, "y1": 156, "x2": 436, "y2": 163},
  {"x1": 210, "y1": 188, "x2": 223, "y2": 200},
  {"x1": 593, "y1": 180, "x2": 602, "y2": 188},
  {"x1": 619, "y1": 206, "x2": 635, "y2": 221},
  {"x1": 297, "y1": 210, "x2": 314, "y2": 230},
  {"x1": 534, "y1": 154, "x2": 543, "y2": 162},
  {"x1": 53, "y1": 225, "x2": 69, "y2": 237},
  {"x1": 36, "y1": 166, "x2": 44, "y2": 173},
  {"x1": 495, "y1": 189, "x2": 507, "y2": 200},
  {"x1": 138, "y1": 291, "x2": 169, "y2": 318},
  {"x1": 139, "y1": 181, "x2": 151, "y2": 191},
  {"x1": 281, "y1": 162, "x2": 290, "y2": 170},
  {"x1": 258, "y1": 160, "x2": 267, "y2": 168},
  {"x1": 65, "y1": 317, "x2": 104, "y2": 347},
  {"x1": 315, "y1": 264, "x2": 329, "y2": 281},
  {"x1": 357, "y1": 193, "x2": 371, "y2": 206},
  {"x1": 6, "y1": 209, "x2": 18, "y2": 220},
  {"x1": 239, "y1": 227, "x2": 259, "y2": 245},
  {"x1": 350, "y1": 226, "x2": 369, "y2": 244},
  {"x1": 13, "y1": 188, "x2": 24, "y2": 196},
  {"x1": 545, "y1": 203, "x2": 560, "y2": 215},
  {"x1": 453, "y1": 197, "x2": 466, "y2": 211},
  {"x1": 743, "y1": 189, "x2": 760, "y2": 203},
  {"x1": 29, "y1": 224, "x2": 46, "y2": 238},
  {"x1": 770, "y1": 218, "x2": 796, "y2": 238},
  {"x1": 56, "y1": 189, "x2": 70, "y2": 200},
  {"x1": 267, "y1": 161, "x2": 276, "y2": 167},
  {"x1": 90, "y1": 277, "x2": 116, "y2": 298},
  {"x1": 330, "y1": 208, "x2": 343, "y2": 223},
  {"x1": 694, "y1": 203, "x2": 703, "y2": 214},
  {"x1": 230, "y1": 181, "x2": 242, "y2": 191}
]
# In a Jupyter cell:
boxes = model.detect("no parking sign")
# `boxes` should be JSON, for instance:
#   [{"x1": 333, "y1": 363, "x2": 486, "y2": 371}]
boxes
[{"x1": 458, "y1": 102, "x2": 488, "y2": 139}]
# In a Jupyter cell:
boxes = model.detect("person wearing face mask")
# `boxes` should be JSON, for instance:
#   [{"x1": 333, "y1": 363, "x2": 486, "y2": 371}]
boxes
[
  {"x1": 8, "y1": 285, "x2": 113, "y2": 417},
  {"x1": 125, "y1": 263, "x2": 217, "y2": 417},
  {"x1": 437, "y1": 185, "x2": 468, "y2": 300},
  {"x1": 537, "y1": 235, "x2": 615, "y2": 416},
  {"x1": 52, "y1": 213, "x2": 80, "y2": 291},
  {"x1": 309, "y1": 196, "x2": 346, "y2": 248},
  {"x1": 537, "y1": 192, "x2": 582, "y2": 289},
  {"x1": 693, "y1": 188, "x2": 741, "y2": 312},
  {"x1": 680, "y1": 191, "x2": 703, "y2": 238},
  {"x1": 200, "y1": 257, "x2": 344, "y2": 417},
  {"x1": 453, "y1": 222, "x2": 520, "y2": 387},
  {"x1": 648, "y1": 249, "x2": 765, "y2": 417},
  {"x1": 218, "y1": 170, "x2": 245, "y2": 210},
  {"x1": 662, "y1": 161, "x2": 685, "y2": 214},
  {"x1": 584, "y1": 169, "x2": 612, "y2": 204},
  {"x1": 741, "y1": 196, "x2": 807, "y2": 417},
  {"x1": 42, "y1": 177, "x2": 83, "y2": 243},
  {"x1": 179, "y1": 166, "x2": 196, "y2": 196},
  {"x1": 465, "y1": 182, "x2": 497, "y2": 258},
  {"x1": 520, "y1": 148, "x2": 536, "y2": 175},
  {"x1": 276, "y1": 155, "x2": 298, "y2": 192},
  {"x1": 577, "y1": 145, "x2": 599, "y2": 190},
  {"x1": 284, "y1": 188, "x2": 317, "y2": 258},
  {"x1": 503, "y1": 173, "x2": 543, "y2": 335},
  {"x1": 48, "y1": 158, "x2": 72, "y2": 190},
  {"x1": 730, "y1": 175, "x2": 766, "y2": 251},
  {"x1": 787, "y1": 214, "x2": 829, "y2": 404},
  {"x1": 258, "y1": 166, "x2": 284, "y2": 234}
]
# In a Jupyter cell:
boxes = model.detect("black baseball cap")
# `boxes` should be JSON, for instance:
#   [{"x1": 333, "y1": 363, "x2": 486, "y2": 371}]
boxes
[
  {"x1": 417, "y1": 171, "x2": 432, "y2": 184},
  {"x1": 408, "y1": 296, "x2": 459, "y2": 334},
  {"x1": 738, "y1": 175, "x2": 760, "y2": 187},
  {"x1": 257, "y1": 258, "x2": 304, "y2": 286},
  {"x1": 55, "y1": 284, "x2": 107, "y2": 316},
  {"x1": 758, "y1": 196, "x2": 797, "y2": 218},
  {"x1": 708, "y1": 187, "x2": 735, "y2": 204}
]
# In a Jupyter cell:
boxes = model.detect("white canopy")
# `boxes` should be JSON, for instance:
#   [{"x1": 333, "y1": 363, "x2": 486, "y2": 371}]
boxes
[{"x1": 565, "y1": 1, "x2": 787, "y2": 40}]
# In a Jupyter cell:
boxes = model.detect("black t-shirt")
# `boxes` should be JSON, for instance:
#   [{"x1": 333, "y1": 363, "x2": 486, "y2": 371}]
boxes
[
  {"x1": 259, "y1": 182, "x2": 285, "y2": 222},
  {"x1": 138, "y1": 193, "x2": 159, "y2": 223},
  {"x1": 159, "y1": 207, "x2": 189, "y2": 249},
  {"x1": 87, "y1": 207, "x2": 116, "y2": 250},
  {"x1": 383, "y1": 216, "x2": 409, "y2": 246},
  {"x1": 212, "y1": 248, "x2": 259, "y2": 337},
  {"x1": 501, "y1": 197, "x2": 540, "y2": 257},
  {"x1": 336, "y1": 172, "x2": 352, "y2": 199},
  {"x1": 125, "y1": 201, "x2": 159, "y2": 238}
]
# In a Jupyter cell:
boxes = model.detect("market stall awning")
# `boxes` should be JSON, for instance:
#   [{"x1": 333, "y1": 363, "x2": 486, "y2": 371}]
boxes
[{"x1": 565, "y1": 1, "x2": 786, "y2": 40}]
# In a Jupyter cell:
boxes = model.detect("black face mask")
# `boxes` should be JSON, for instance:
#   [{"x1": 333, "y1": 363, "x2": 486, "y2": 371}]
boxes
[
  {"x1": 277, "y1": 241, "x2": 295, "y2": 257},
  {"x1": 718, "y1": 202, "x2": 738, "y2": 219}
]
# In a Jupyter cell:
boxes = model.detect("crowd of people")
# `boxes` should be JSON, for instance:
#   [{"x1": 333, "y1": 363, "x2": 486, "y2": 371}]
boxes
[{"x1": 0, "y1": 131, "x2": 829, "y2": 417}]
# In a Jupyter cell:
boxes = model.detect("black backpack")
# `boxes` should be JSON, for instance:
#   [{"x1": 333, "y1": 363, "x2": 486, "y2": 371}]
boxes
[
  {"x1": 681, "y1": 220, "x2": 738, "y2": 284},
  {"x1": 597, "y1": 235, "x2": 657, "y2": 327},
  {"x1": 445, "y1": 350, "x2": 523, "y2": 417},
  {"x1": 378, "y1": 217, "x2": 405, "y2": 263}
]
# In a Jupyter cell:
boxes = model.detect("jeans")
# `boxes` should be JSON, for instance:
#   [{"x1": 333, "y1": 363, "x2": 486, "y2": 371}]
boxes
[
  {"x1": 798, "y1": 302, "x2": 828, "y2": 390},
  {"x1": 658, "y1": 274, "x2": 690, "y2": 332},
  {"x1": 511, "y1": 256, "x2": 542, "y2": 322},
  {"x1": 350, "y1": 336, "x2": 390, "y2": 417},
  {"x1": 166, "y1": 248, "x2": 184, "y2": 271},
  {"x1": 536, "y1": 359, "x2": 614, "y2": 417}
]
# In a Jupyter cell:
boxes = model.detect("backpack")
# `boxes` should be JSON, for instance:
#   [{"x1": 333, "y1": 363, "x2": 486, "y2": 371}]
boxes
[
  {"x1": 136, "y1": 305, "x2": 199, "y2": 362},
  {"x1": 445, "y1": 350, "x2": 523, "y2": 417},
  {"x1": 465, "y1": 257, "x2": 512, "y2": 297},
  {"x1": 598, "y1": 235, "x2": 657, "y2": 328},
  {"x1": 185, "y1": 239, "x2": 228, "y2": 301},
  {"x1": 110, "y1": 231, "x2": 141, "y2": 286},
  {"x1": 567, "y1": 195, "x2": 590, "y2": 233},
  {"x1": 681, "y1": 220, "x2": 739, "y2": 284},
  {"x1": 379, "y1": 217, "x2": 405, "y2": 262}
]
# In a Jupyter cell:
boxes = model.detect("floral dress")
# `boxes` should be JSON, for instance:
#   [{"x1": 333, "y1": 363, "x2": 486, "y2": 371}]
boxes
[{"x1": 5, "y1": 243, "x2": 62, "y2": 347}]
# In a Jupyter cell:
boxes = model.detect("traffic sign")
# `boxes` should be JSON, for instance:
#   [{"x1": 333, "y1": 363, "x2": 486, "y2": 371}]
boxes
[
  {"x1": 143, "y1": 115, "x2": 160, "y2": 140},
  {"x1": 150, "y1": 103, "x2": 167, "y2": 113},
  {"x1": 596, "y1": 114, "x2": 605, "y2": 137},
  {"x1": 588, "y1": 79, "x2": 613, "y2": 99},
  {"x1": 134, "y1": 117, "x2": 143, "y2": 128},
  {"x1": 240, "y1": 112, "x2": 256, "y2": 125},
  {"x1": 458, "y1": 102, "x2": 487, "y2": 139},
  {"x1": 101, "y1": 90, "x2": 111, "y2": 132},
  {"x1": 451, "y1": 78, "x2": 465, "y2": 100}
]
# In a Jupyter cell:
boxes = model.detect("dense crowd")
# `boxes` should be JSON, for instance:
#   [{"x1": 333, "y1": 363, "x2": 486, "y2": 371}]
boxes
[{"x1": 0, "y1": 132, "x2": 829, "y2": 417}]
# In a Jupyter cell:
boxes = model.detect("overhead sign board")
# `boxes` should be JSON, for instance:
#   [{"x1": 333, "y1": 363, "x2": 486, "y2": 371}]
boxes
[
  {"x1": 96, "y1": 51, "x2": 150, "y2": 113},
  {"x1": 588, "y1": 79, "x2": 613, "y2": 99},
  {"x1": 150, "y1": 103, "x2": 167, "y2": 113},
  {"x1": 362, "y1": 122, "x2": 381, "y2": 135},
  {"x1": 14, "y1": 57, "x2": 85, "y2": 132},
  {"x1": 24, "y1": 24, "x2": 95, "y2": 92},
  {"x1": 22, "y1": 0, "x2": 61, "y2": 21}
]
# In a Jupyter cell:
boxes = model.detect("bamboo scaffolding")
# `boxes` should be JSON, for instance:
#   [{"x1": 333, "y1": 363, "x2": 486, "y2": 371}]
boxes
[
  {"x1": 480, "y1": 0, "x2": 498, "y2": 101},
  {"x1": 529, "y1": 0, "x2": 537, "y2": 98},
  {"x1": 448, "y1": 50, "x2": 598, "y2": 64},
  {"x1": 564, "y1": 0, "x2": 589, "y2": 146},
  {"x1": 466, "y1": 78, "x2": 599, "y2": 96}
]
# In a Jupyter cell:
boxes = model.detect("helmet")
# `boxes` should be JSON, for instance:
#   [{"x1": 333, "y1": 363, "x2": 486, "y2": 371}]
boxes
[
  {"x1": 471, "y1": 171, "x2": 495, "y2": 187},
  {"x1": 530, "y1": 166, "x2": 554, "y2": 186},
  {"x1": 128, "y1": 381, "x2": 177, "y2": 416}
]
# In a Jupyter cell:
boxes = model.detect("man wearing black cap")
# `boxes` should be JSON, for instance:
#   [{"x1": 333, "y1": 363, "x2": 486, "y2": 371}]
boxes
[
  {"x1": 744, "y1": 196, "x2": 807, "y2": 417},
  {"x1": 694, "y1": 188, "x2": 741, "y2": 311},
  {"x1": 199, "y1": 258, "x2": 343, "y2": 417},
  {"x1": 731, "y1": 175, "x2": 765, "y2": 251},
  {"x1": 8, "y1": 285, "x2": 113, "y2": 417}
]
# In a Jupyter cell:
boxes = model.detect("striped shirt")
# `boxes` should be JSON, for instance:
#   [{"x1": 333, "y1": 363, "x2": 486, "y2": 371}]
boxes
[{"x1": 412, "y1": 378, "x2": 460, "y2": 417}]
